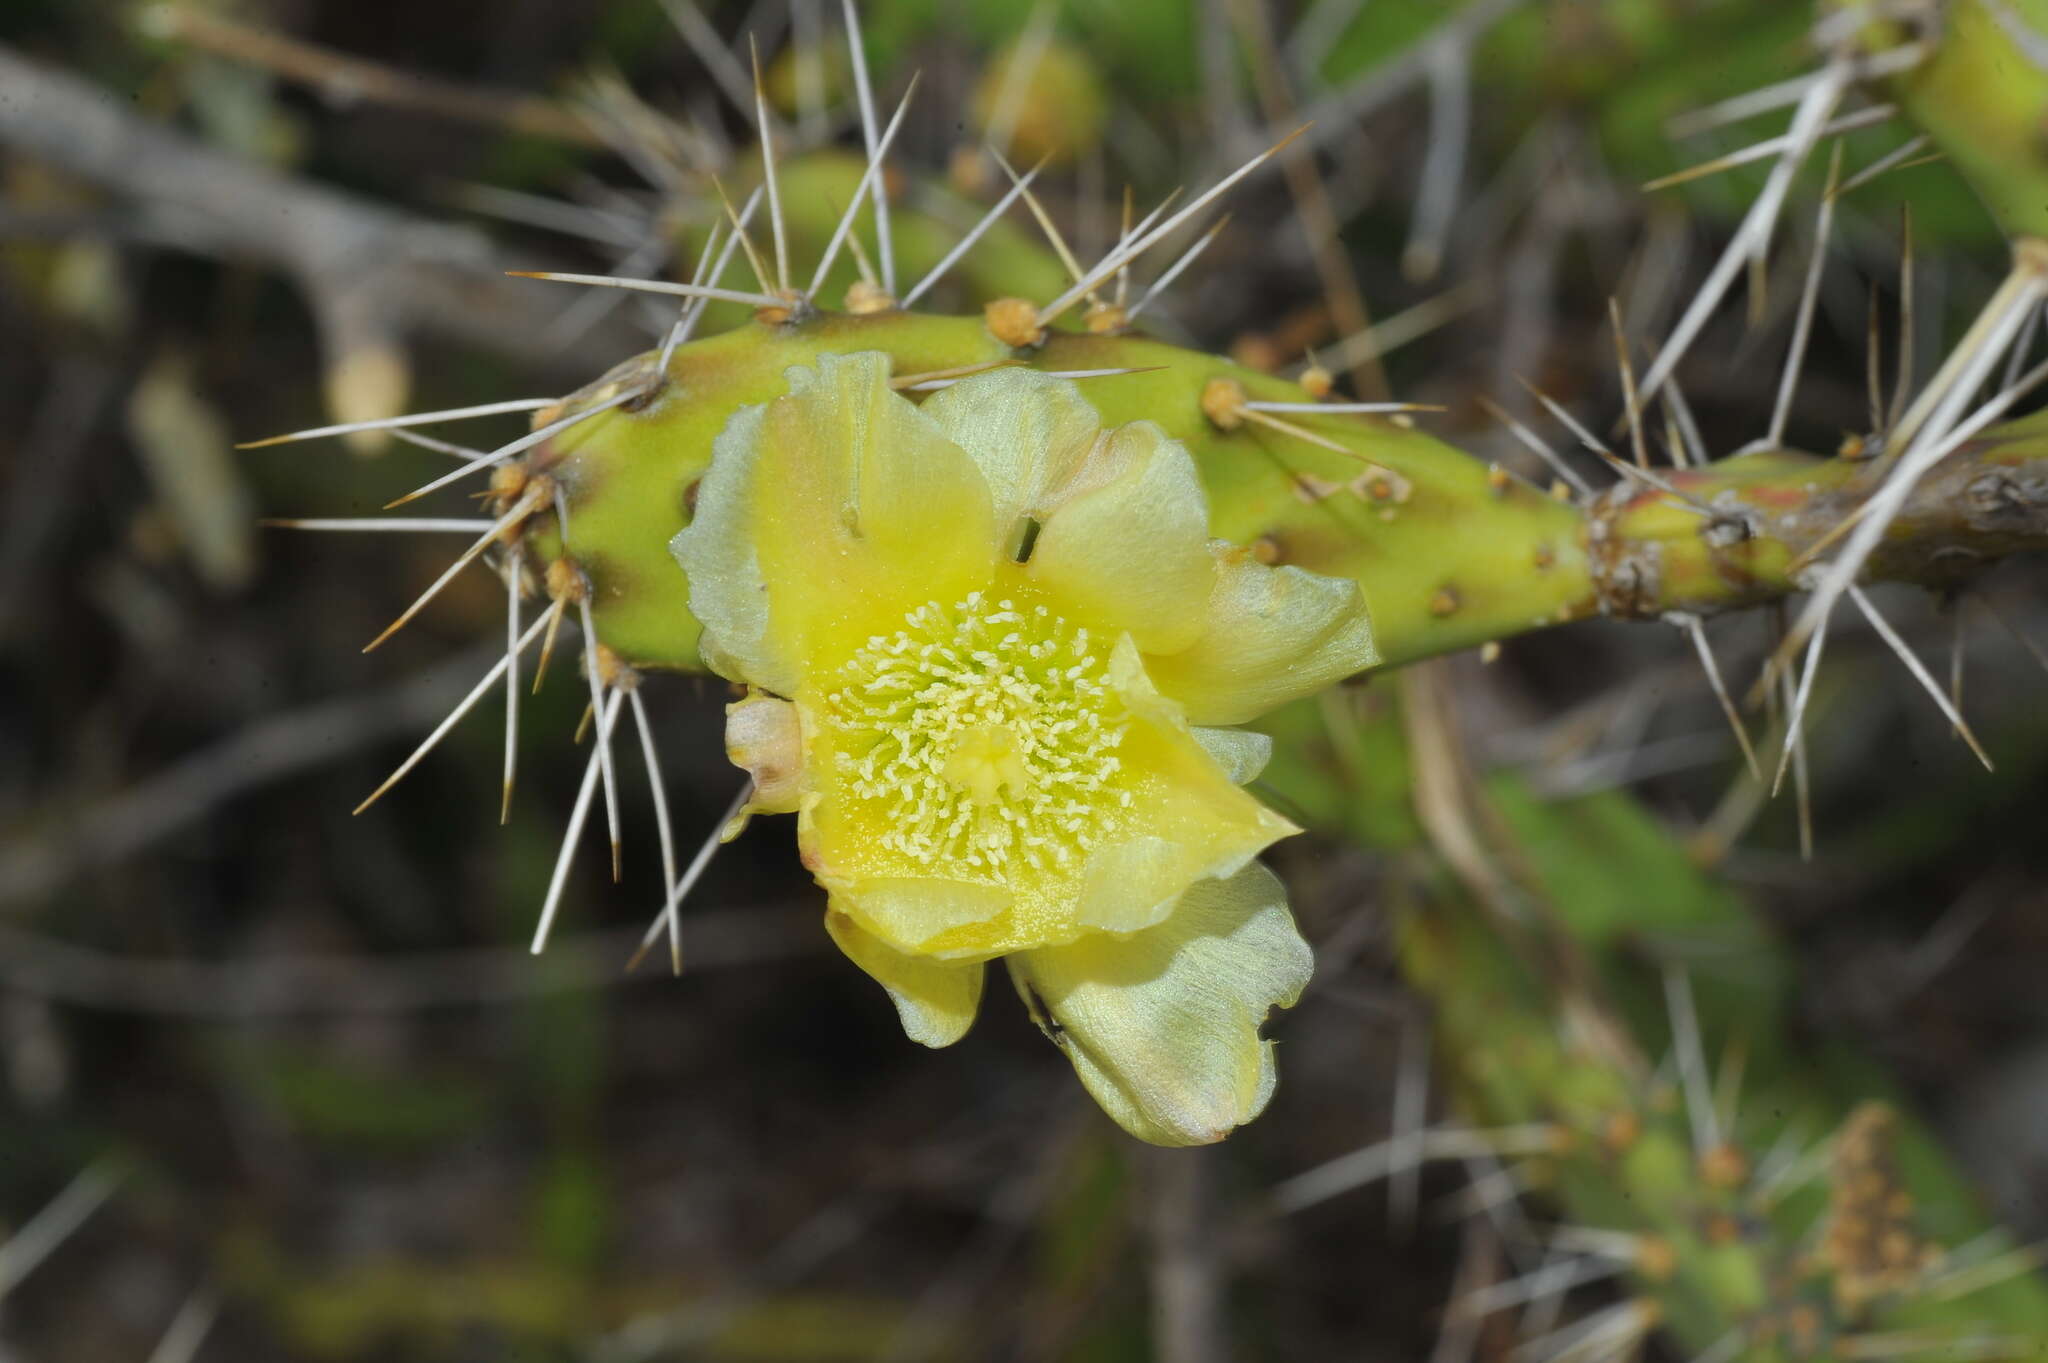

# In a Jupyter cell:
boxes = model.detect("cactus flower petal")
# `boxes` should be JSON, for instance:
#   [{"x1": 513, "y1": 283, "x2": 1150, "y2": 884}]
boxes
[
  {"x1": 1019, "y1": 422, "x2": 1215, "y2": 655},
  {"x1": 828, "y1": 875, "x2": 1012, "y2": 954},
  {"x1": 928, "y1": 375, "x2": 1216, "y2": 654},
  {"x1": 826, "y1": 910, "x2": 985, "y2": 1048},
  {"x1": 1007, "y1": 861, "x2": 1313, "y2": 1147},
  {"x1": 919, "y1": 366, "x2": 1103, "y2": 538},
  {"x1": 812, "y1": 632, "x2": 1292, "y2": 954},
  {"x1": 673, "y1": 353, "x2": 1366, "y2": 1143},
  {"x1": 1191, "y1": 726, "x2": 1274, "y2": 784},
  {"x1": 673, "y1": 351, "x2": 998, "y2": 696},
  {"x1": 1147, "y1": 552, "x2": 1381, "y2": 726}
]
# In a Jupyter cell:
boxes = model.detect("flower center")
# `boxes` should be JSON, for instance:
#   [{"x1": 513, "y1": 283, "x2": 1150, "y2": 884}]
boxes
[{"x1": 823, "y1": 592, "x2": 1130, "y2": 876}]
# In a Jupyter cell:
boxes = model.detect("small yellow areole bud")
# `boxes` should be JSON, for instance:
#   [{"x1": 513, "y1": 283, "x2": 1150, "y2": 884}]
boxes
[
  {"x1": 1201, "y1": 376, "x2": 1247, "y2": 431},
  {"x1": 985, "y1": 297, "x2": 1047, "y2": 348},
  {"x1": 845, "y1": 279, "x2": 896, "y2": 315}
]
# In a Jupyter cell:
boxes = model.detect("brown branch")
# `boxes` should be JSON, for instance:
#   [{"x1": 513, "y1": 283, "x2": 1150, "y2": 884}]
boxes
[
  {"x1": 1586, "y1": 435, "x2": 2048, "y2": 622},
  {"x1": 141, "y1": 5, "x2": 602, "y2": 146},
  {"x1": 0, "y1": 45, "x2": 638, "y2": 373}
]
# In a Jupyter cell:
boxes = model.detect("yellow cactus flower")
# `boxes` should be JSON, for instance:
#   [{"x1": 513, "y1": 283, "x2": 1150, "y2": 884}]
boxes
[{"x1": 672, "y1": 352, "x2": 1377, "y2": 1145}]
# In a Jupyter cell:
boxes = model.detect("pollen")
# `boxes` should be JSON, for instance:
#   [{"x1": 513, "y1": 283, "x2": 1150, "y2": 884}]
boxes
[{"x1": 823, "y1": 592, "x2": 1130, "y2": 877}]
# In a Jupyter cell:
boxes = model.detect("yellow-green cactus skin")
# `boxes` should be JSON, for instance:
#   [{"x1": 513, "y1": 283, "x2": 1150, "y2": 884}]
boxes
[
  {"x1": 1828, "y1": 0, "x2": 2048, "y2": 240},
  {"x1": 529, "y1": 312, "x2": 2048, "y2": 682}
]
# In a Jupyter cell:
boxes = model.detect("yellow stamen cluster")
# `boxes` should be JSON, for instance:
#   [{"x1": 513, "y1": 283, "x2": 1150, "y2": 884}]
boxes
[{"x1": 824, "y1": 591, "x2": 1131, "y2": 875}]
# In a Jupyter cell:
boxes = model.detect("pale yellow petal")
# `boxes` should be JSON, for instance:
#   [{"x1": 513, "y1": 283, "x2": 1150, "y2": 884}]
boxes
[
  {"x1": 1025, "y1": 421, "x2": 1214, "y2": 655},
  {"x1": 668, "y1": 399, "x2": 782, "y2": 686},
  {"x1": 1071, "y1": 835, "x2": 1190, "y2": 935},
  {"x1": 1008, "y1": 861, "x2": 1313, "y2": 1146},
  {"x1": 672, "y1": 352, "x2": 997, "y2": 693},
  {"x1": 1148, "y1": 547, "x2": 1380, "y2": 725},
  {"x1": 1069, "y1": 717, "x2": 1291, "y2": 932},
  {"x1": 919, "y1": 367, "x2": 1102, "y2": 553},
  {"x1": 826, "y1": 909, "x2": 984, "y2": 1047},
  {"x1": 1191, "y1": 726, "x2": 1273, "y2": 785},
  {"x1": 1068, "y1": 641, "x2": 1294, "y2": 934},
  {"x1": 824, "y1": 874, "x2": 1012, "y2": 956}
]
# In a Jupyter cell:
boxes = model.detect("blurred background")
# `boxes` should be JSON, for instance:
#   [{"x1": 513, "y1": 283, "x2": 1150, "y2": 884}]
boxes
[{"x1": 5, "y1": 0, "x2": 2048, "y2": 1358}]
